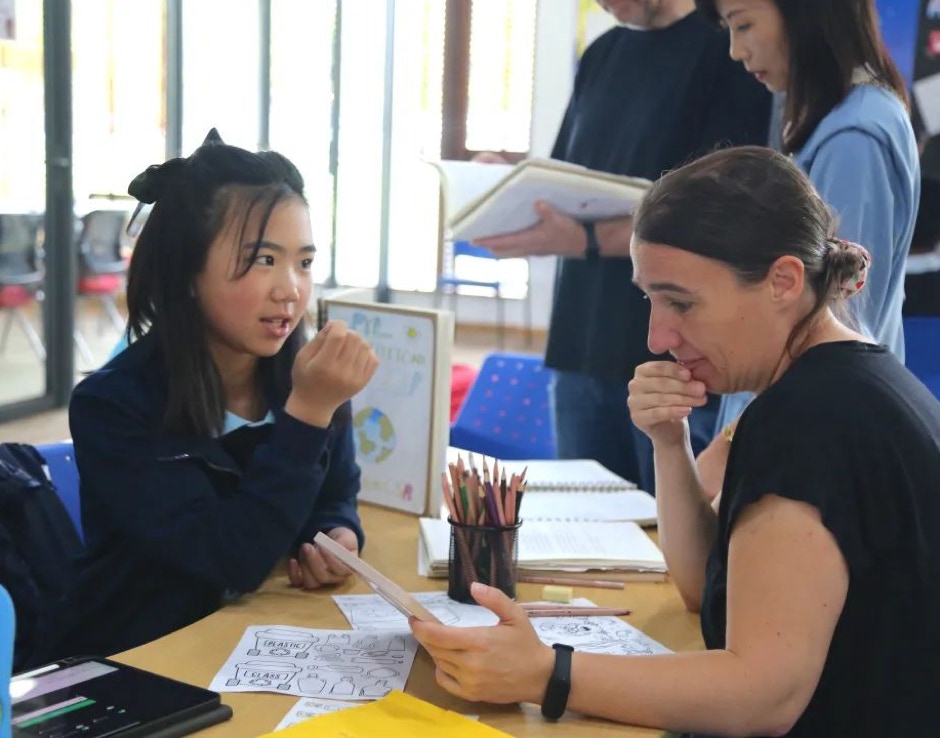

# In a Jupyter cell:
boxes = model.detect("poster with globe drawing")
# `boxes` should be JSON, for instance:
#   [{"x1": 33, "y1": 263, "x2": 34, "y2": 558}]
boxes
[{"x1": 322, "y1": 299, "x2": 454, "y2": 516}]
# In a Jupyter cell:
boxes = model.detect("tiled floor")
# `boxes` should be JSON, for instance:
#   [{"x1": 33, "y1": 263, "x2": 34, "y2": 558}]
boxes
[{"x1": 0, "y1": 313, "x2": 545, "y2": 445}]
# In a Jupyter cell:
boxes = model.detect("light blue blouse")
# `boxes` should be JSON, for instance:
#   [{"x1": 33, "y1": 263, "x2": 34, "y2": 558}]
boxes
[
  {"x1": 717, "y1": 84, "x2": 920, "y2": 430},
  {"x1": 110, "y1": 336, "x2": 277, "y2": 436}
]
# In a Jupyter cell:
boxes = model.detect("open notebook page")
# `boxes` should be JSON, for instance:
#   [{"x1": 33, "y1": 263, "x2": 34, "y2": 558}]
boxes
[{"x1": 419, "y1": 518, "x2": 666, "y2": 572}]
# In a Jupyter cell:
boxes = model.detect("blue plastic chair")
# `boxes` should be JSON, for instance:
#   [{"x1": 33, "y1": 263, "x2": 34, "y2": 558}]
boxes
[
  {"x1": 903, "y1": 316, "x2": 940, "y2": 399},
  {"x1": 450, "y1": 352, "x2": 556, "y2": 460},
  {"x1": 0, "y1": 584, "x2": 12, "y2": 736},
  {"x1": 35, "y1": 440, "x2": 83, "y2": 543},
  {"x1": 437, "y1": 240, "x2": 507, "y2": 347}
]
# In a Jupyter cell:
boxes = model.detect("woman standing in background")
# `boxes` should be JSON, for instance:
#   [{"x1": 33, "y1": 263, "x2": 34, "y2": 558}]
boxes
[{"x1": 695, "y1": 0, "x2": 919, "y2": 498}]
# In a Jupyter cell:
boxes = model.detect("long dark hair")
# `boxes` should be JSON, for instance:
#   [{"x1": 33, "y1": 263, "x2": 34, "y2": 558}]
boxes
[
  {"x1": 125, "y1": 130, "x2": 308, "y2": 437},
  {"x1": 633, "y1": 146, "x2": 868, "y2": 352},
  {"x1": 696, "y1": 0, "x2": 908, "y2": 153}
]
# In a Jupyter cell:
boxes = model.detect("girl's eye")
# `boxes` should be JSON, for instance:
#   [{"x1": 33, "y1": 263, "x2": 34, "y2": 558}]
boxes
[
  {"x1": 733, "y1": 23, "x2": 752, "y2": 32},
  {"x1": 254, "y1": 254, "x2": 275, "y2": 267},
  {"x1": 300, "y1": 258, "x2": 314, "y2": 270},
  {"x1": 669, "y1": 300, "x2": 692, "y2": 314}
]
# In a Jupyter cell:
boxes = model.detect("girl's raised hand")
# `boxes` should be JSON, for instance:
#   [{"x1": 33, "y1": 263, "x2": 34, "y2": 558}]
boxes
[
  {"x1": 627, "y1": 361, "x2": 708, "y2": 447},
  {"x1": 285, "y1": 320, "x2": 379, "y2": 428}
]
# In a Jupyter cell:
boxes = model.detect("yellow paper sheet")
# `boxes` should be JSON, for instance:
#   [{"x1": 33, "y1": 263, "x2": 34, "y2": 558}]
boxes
[{"x1": 260, "y1": 690, "x2": 511, "y2": 737}]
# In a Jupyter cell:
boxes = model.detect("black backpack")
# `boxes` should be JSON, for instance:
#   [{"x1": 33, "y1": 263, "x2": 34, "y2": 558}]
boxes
[{"x1": 0, "y1": 443, "x2": 83, "y2": 671}]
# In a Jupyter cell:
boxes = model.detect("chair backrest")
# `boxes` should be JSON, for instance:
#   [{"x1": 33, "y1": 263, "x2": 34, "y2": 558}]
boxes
[
  {"x1": 35, "y1": 441, "x2": 83, "y2": 543},
  {"x1": 452, "y1": 240, "x2": 497, "y2": 261},
  {"x1": 0, "y1": 214, "x2": 42, "y2": 282},
  {"x1": 903, "y1": 316, "x2": 940, "y2": 399},
  {"x1": 450, "y1": 352, "x2": 556, "y2": 460},
  {"x1": 439, "y1": 240, "x2": 502, "y2": 291},
  {"x1": 78, "y1": 210, "x2": 127, "y2": 273}
]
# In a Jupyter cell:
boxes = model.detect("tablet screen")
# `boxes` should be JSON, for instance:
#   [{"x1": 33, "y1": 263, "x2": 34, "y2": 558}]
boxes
[{"x1": 11, "y1": 657, "x2": 223, "y2": 737}]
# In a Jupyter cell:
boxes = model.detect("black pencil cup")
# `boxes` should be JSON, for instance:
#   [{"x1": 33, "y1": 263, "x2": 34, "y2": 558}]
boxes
[{"x1": 447, "y1": 518, "x2": 522, "y2": 604}]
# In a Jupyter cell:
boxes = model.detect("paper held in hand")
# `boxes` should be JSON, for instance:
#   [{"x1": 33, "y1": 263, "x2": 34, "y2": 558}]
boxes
[
  {"x1": 314, "y1": 532, "x2": 441, "y2": 623},
  {"x1": 430, "y1": 158, "x2": 651, "y2": 242}
]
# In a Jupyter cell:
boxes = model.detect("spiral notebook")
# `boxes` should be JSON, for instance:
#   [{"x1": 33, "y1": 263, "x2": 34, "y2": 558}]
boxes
[
  {"x1": 519, "y1": 459, "x2": 655, "y2": 525},
  {"x1": 442, "y1": 453, "x2": 656, "y2": 526},
  {"x1": 444, "y1": 452, "x2": 637, "y2": 490},
  {"x1": 517, "y1": 490, "x2": 656, "y2": 526},
  {"x1": 516, "y1": 459, "x2": 636, "y2": 491},
  {"x1": 430, "y1": 158, "x2": 650, "y2": 242}
]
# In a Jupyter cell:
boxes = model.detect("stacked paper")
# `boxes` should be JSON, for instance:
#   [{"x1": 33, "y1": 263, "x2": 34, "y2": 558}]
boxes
[{"x1": 418, "y1": 518, "x2": 666, "y2": 578}]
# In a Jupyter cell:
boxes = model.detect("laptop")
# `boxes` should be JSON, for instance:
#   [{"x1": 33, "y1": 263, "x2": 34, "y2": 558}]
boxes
[{"x1": 11, "y1": 655, "x2": 232, "y2": 737}]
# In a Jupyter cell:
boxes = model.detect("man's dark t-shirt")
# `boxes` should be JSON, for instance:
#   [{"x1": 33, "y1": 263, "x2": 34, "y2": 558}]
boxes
[{"x1": 545, "y1": 11, "x2": 770, "y2": 381}]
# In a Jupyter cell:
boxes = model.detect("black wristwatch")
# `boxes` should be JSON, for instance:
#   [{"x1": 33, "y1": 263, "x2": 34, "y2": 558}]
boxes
[
  {"x1": 583, "y1": 222, "x2": 600, "y2": 261},
  {"x1": 541, "y1": 643, "x2": 574, "y2": 721}
]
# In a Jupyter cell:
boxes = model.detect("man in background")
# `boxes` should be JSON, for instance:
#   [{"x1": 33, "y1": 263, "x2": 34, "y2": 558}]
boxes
[
  {"x1": 476, "y1": 0, "x2": 771, "y2": 492},
  {"x1": 904, "y1": 135, "x2": 940, "y2": 316}
]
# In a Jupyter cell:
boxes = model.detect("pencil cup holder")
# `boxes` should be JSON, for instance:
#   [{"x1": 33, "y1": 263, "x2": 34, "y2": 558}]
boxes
[{"x1": 447, "y1": 518, "x2": 522, "y2": 604}]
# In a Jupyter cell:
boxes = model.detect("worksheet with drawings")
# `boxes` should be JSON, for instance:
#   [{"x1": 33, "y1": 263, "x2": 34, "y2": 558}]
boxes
[
  {"x1": 332, "y1": 593, "x2": 670, "y2": 657},
  {"x1": 274, "y1": 697, "x2": 358, "y2": 731},
  {"x1": 208, "y1": 625, "x2": 418, "y2": 701}
]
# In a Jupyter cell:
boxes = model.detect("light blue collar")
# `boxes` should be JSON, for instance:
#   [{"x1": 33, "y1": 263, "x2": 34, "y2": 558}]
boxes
[{"x1": 222, "y1": 410, "x2": 276, "y2": 435}]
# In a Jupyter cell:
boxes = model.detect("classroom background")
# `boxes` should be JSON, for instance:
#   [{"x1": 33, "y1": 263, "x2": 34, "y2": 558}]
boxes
[{"x1": 0, "y1": 0, "x2": 934, "y2": 437}]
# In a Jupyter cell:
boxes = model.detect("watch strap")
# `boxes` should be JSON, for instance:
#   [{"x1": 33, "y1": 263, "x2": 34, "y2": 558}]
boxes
[
  {"x1": 583, "y1": 222, "x2": 600, "y2": 261},
  {"x1": 541, "y1": 642, "x2": 574, "y2": 721}
]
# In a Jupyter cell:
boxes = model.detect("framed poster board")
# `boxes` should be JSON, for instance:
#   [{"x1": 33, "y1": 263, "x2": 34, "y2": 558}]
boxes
[{"x1": 321, "y1": 298, "x2": 454, "y2": 516}]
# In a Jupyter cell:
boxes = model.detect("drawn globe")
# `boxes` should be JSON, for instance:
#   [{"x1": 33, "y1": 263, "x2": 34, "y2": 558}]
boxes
[{"x1": 353, "y1": 407, "x2": 396, "y2": 463}]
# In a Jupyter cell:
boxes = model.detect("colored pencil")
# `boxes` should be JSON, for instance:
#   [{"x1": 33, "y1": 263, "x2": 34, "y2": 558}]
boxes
[
  {"x1": 521, "y1": 605, "x2": 632, "y2": 618},
  {"x1": 441, "y1": 472, "x2": 460, "y2": 522},
  {"x1": 517, "y1": 575, "x2": 626, "y2": 591}
]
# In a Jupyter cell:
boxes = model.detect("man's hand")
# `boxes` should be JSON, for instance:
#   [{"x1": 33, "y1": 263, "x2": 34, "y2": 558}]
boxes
[{"x1": 475, "y1": 202, "x2": 587, "y2": 258}]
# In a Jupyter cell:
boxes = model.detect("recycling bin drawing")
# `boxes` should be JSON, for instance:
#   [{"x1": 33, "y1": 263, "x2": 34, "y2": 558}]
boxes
[
  {"x1": 226, "y1": 660, "x2": 302, "y2": 690},
  {"x1": 247, "y1": 628, "x2": 319, "y2": 659}
]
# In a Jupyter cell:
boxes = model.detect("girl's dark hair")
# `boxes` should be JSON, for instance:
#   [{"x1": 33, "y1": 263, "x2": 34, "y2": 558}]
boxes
[
  {"x1": 696, "y1": 0, "x2": 908, "y2": 153},
  {"x1": 125, "y1": 129, "x2": 308, "y2": 437},
  {"x1": 633, "y1": 146, "x2": 868, "y2": 353}
]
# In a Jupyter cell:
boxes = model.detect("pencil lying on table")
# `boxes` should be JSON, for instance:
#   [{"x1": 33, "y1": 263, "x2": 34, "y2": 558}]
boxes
[
  {"x1": 517, "y1": 575, "x2": 626, "y2": 591},
  {"x1": 519, "y1": 604, "x2": 632, "y2": 618}
]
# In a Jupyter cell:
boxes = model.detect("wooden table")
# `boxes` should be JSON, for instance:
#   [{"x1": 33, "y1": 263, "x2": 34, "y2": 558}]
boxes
[{"x1": 114, "y1": 504, "x2": 703, "y2": 736}]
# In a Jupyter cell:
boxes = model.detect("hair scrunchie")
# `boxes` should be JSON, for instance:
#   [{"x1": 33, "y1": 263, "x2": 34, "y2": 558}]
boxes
[
  {"x1": 826, "y1": 237, "x2": 872, "y2": 298},
  {"x1": 127, "y1": 157, "x2": 191, "y2": 205},
  {"x1": 127, "y1": 129, "x2": 226, "y2": 204}
]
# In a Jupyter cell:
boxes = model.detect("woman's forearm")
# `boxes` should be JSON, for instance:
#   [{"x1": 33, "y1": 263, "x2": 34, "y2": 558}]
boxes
[
  {"x1": 653, "y1": 434, "x2": 717, "y2": 611},
  {"x1": 567, "y1": 649, "x2": 800, "y2": 737}
]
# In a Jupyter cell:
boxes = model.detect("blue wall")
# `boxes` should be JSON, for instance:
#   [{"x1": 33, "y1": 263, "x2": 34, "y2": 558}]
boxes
[{"x1": 877, "y1": 0, "x2": 922, "y2": 86}]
